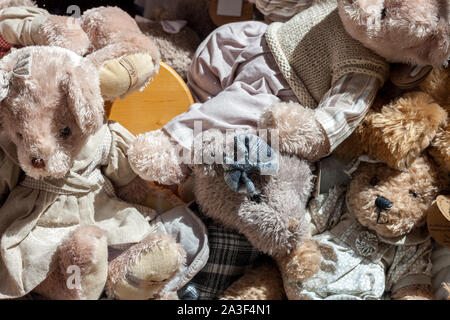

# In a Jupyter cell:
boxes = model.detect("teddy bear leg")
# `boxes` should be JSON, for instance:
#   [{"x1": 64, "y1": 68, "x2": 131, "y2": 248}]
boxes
[
  {"x1": 220, "y1": 262, "x2": 285, "y2": 300},
  {"x1": 276, "y1": 240, "x2": 321, "y2": 282},
  {"x1": 107, "y1": 232, "x2": 186, "y2": 300},
  {"x1": 34, "y1": 225, "x2": 109, "y2": 300},
  {"x1": 391, "y1": 284, "x2": 434, "y2": 300}
]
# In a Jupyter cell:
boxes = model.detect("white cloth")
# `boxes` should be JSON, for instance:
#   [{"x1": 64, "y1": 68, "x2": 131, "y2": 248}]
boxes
[{"x1": 163, "y1": 21, "x2": 379, "y2": 154}]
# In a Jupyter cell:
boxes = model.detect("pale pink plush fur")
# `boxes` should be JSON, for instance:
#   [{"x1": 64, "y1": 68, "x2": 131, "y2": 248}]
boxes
[
  {"x1": 0, "y1": 46, "x2": 104, "y2": 179},
  {"x1": 339, "y1": 0, "x2": 450, "y2": 67},
  {"x1": 0, "y1": 47, "x2": 183, "y2": 300},
  {"x1": 81, "y1": 7, "x2": 160, "y2": 80}
]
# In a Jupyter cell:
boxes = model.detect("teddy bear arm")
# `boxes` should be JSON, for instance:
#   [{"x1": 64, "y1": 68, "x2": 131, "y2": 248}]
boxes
[
  {"x1": 259, "y1": 102, "x2": 330, "y2": 161},
  {"x1": 128, "y1": 130, "x2": 191, "y2": 185},
  {"x1": 220, "y1": 262, "x2": 285, "y2": 300}
]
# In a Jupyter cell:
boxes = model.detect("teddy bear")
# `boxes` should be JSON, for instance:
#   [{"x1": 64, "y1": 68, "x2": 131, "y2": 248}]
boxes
[
  {"x1": 334, "y1": 66, "x2": 449, "y2": 174},
  {"x1": 0, "y1": 45, "x2": 188, "y2": 300},
  {"x1": 0, "y1": 2, "x2": 161, "y2": 103},
  {"x1": 130, "y1": 129, "x2": 320, "y2": 299},
  {"x1": 284, "y1": 154, "x2": 443, "y2": 300}
]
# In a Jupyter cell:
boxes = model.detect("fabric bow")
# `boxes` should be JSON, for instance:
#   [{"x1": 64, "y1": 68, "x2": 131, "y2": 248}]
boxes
[{"x1": 223, "y1": 134, "x2": 278, "y2": 202}]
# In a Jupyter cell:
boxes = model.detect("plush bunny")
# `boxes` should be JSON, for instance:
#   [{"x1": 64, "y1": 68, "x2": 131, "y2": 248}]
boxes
[
  {"x1": 0, "y1": 46, "x2": 186, "y2": 300},
  {"x1": 0, "y1": 3, "x2": 161, "y2": 102}
]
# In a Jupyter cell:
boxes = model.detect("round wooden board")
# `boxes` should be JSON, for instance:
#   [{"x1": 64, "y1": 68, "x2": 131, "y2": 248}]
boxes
[{"x1": 107, "y1": 62, "x2": 194, "y2": 136}]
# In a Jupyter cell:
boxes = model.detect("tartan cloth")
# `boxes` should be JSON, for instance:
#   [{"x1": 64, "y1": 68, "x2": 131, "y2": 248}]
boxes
[
  {"x1": 178, "y1": 203, "x2": 261, "y2": 300},
  {"x1": 0, "y1": 34, "x2": 12, "y2": 59}
]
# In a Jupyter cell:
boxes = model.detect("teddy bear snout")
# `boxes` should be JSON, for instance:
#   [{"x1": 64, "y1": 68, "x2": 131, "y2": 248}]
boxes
[
  {"x1": 375, "y1": 196, "x2": 393, "y2": 212},
  {"x1": 31, "y1": 157, "x2": 46, "y2": 169}
]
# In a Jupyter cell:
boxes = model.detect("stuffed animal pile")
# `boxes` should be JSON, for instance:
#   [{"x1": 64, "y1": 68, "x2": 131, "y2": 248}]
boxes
[{"x1": 0, "y1": 0, "x2": 448, "y2": 301}]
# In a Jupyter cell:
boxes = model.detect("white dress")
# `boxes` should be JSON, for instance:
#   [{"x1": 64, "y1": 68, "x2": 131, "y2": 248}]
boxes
[{"x1": 0, "y1": 122, "x2": 155, "y2": 299}]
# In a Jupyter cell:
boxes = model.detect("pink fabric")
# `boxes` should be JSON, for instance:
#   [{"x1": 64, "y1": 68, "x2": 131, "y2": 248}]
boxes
[{"x1": 164, "y1": 21, "x2": 298, "y2": 149}]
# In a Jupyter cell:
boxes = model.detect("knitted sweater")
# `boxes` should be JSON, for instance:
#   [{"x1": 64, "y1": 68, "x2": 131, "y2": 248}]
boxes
[{"x1": 265, "y1": 0, "x2": 389, "y2": 107}]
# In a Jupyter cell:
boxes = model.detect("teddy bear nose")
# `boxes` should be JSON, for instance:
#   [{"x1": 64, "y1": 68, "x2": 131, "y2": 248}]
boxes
[
  {"x1": 31, "y1": 158, "x2": 45, "y2": 169},
  {"x1": 375, "y1": 196, "x2": 393, "y2": 211}
]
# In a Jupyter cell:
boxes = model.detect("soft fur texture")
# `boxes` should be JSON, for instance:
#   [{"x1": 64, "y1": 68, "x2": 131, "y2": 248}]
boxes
[
  {"x1": 35, "y1": 226, "x2": 108, "y2": 300},
  {"x1": 36, "y1": 15, "x2": 90, "y2": 56},
  {"x1": 0, "y1": 47, "x2": 185, "y2": 300},
  {"x1": 81, "y1": 6, "x2": 160, "y2": 70},
  {"x1": 136, "y1": 19, "x2": 200, "y2": 80},
  {"x1": 259, "y1": 102, "x2": 330, "y2": 162},
  {"x1": 348, "y1": 156, "x2": 441, "y2": 238},
  {"x1": 129, "y1": 128, "x2": 321, "y2": 293},
  {"x1": 0, "y1": 0, "x2": 35, "y2": 10},
  {"x1": 335, "y1": 67, "x2": 449, "y2": 174},
  {"x1": 0, "y1": 46, "x2": 104, "y2": 179},
  {"x1": 220, "y1": 262, "x2": 285, "y2": 300},
  {"x1": 128, "y1": 129, "x2": 190, "y2": 185},
  {"x1": 191, "y1": 130, "x2": 314, "y2": 258},
  {"x1": 107, "y1": 232, "x2": 186, "y2": 300},
  {"x1": 339, "y1": 0, "x2": 450, "y2": 67},
  {"x1": 351, "y1": 92, "x2": 447, "y2": 170}
]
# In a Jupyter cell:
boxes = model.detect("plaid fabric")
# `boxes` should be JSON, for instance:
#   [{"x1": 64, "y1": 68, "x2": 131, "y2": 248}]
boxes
[
  {"x1": 0, "y1": 34, "x2": 12, "y2": 59},
  {"x1": 179, "y1": 203, "x2": 261, "y2": 300}
]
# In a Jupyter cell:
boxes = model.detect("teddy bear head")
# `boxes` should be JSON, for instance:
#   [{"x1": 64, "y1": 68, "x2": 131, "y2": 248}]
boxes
[
  {"x1": 347, "y1": 156, "x2": 441, "y2": 238},
  {"x1": 0, "y1": 46, "x2": 104, "y2": 179},
  {"x1": 338, "y1": 0, "x2": 450, "y2": 67}
]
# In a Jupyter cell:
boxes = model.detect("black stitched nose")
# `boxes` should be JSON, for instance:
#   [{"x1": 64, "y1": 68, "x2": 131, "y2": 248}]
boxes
[
  {"x1": 375, "y1": 196, "x2": 392, "y2": 211},
  {"x1": 31, "y1": 158, "x2": 45, "y2": 169}
]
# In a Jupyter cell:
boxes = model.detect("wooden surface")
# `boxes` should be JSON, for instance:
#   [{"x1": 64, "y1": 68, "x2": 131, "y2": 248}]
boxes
[
  {"x1": 209, "y1": 0, "x2": 254, "y2": 27},
  {"x1": 107, "y1": 62, "x2": 194, "y2": 135}
]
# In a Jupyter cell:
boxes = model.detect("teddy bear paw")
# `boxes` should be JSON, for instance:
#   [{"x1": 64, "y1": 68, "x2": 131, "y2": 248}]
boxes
[
  {"x1": 128, "y1": 130, "x2": 190, "y2": 185},
  {"x1": 107, "y1": 232, "x2": 186, "y2": 300},
  {"x1": 277, "y1": 240, "x2": 321, "y2": 282}
]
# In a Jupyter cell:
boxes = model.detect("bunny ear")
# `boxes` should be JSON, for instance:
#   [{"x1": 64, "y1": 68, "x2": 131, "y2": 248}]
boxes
[
  {"x1": 0, "y1": 51, "x2": 33, "y2": 102},
  {"x1": 0, "y1": 70, "x2": 12, "y2": 102},
  {"x1": 12, "y1": 52, "x2": 32, "y2": 79}
]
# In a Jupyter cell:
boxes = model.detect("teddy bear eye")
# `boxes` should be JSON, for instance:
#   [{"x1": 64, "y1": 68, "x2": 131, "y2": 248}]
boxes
[
  {"x1": 59, "y1": 127, "x2": 71, "y2": 139},
  {"x1": 370, "y1": 177, "x2": 379, "y2": 186},
  {"x1": 16, "y1": 132, "x2": 23, "y2": 139},
  {"x1": 381, "y1": 8, "x2": 387, "y2": 19},
  {"x1": 409, "y1": 190, "x2": 418, "y2": 198}
]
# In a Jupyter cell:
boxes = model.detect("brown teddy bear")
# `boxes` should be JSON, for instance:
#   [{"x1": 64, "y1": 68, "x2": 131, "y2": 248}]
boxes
[
  {"x1": 0, "y1": 46, "x2": 186, "y2": 300},
  {"x1": 283, "y1": 154, "x2": 442, "y2": 300},
  {"x1": 335, "y1": 67, "x2": 449, "y2": 174}
]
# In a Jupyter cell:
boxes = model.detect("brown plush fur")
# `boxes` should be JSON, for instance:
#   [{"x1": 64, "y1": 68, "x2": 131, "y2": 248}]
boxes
[
  {"x1": 220, "y1": 262, "x2": 285, "y2": 300},
  {"x1": 335, "y1": 67, "x2": 449, "y2": 174},
  {"x1": 348, "y1": 156, "x2": 441, "y2": 238},
  {"x1": 339, "y1": 0, "x2": 450, "y2": 67},
  {"x1": 191, "y1": 130, "x2": 314, "y2": 258}
]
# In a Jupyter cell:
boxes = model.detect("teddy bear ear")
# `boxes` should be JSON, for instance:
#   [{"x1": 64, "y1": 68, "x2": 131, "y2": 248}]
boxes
[
  {"x1": 361, "y1": 92, "x2": 448, "y2": 170},
  {"x1": 63, "y1": 61, "x2": 105, "y2": 135}
]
